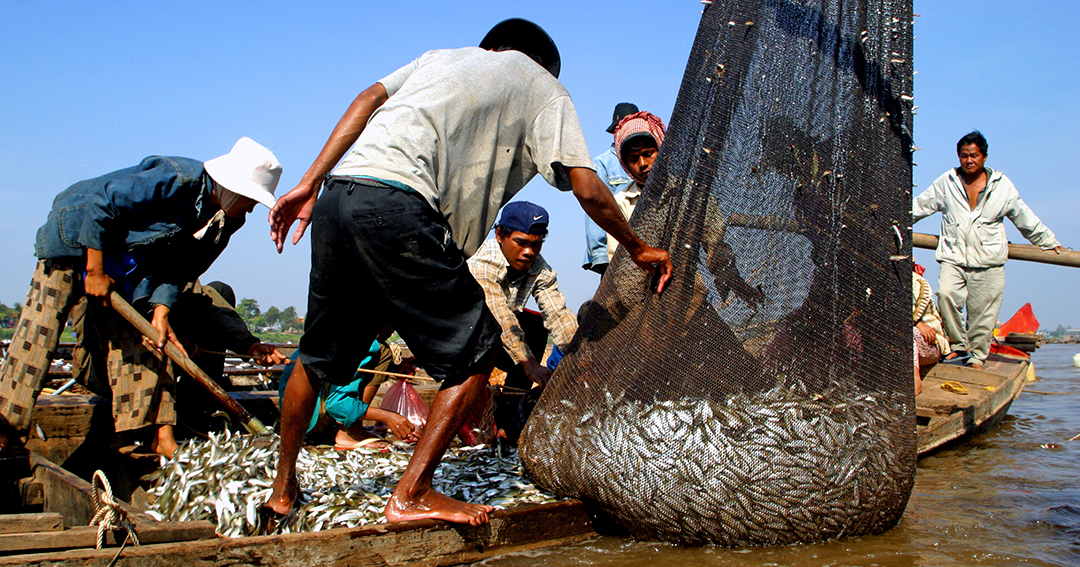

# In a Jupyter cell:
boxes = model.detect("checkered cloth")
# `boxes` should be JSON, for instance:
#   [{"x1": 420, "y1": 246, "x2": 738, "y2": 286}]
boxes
[
  {"x1": 0, "y1": 260, "x2": 82, "y2": 432},
  {"x1": 467, "y1": 238, "x2": 577, "y2": 365},
  {"x1": 613, "y1": 111, "x2": 667, "y2": 184},
  {"x1": 1, "y1": 259, "x2": 176, "y2": 435},
  {"x1": 73, "y1": 301, "x2": 176, "y2": 432}
]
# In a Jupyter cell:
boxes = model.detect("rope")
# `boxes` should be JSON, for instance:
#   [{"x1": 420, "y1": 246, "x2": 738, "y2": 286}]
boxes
[{"x1": 90, "y1": 470, "x2": 141, "y2": 552}]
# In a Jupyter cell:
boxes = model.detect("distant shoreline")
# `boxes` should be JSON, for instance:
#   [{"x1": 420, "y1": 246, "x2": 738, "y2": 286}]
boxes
[{"x1": 1041, "y1": 338, "x2": 1080, "y2": 344}]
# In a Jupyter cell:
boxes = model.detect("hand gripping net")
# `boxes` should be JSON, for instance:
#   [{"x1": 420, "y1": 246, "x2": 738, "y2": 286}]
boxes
[{"x1": 520, "y1": 0, "x2": 916, "y2": 546}]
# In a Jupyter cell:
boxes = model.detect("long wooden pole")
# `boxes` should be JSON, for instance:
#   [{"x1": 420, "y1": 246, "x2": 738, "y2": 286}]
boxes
[
  {"x1": 109, "y1": 292, "x2": 270, "y2": 435},
  {"x1": 913, "y1": 233, "x2": 1080, "y2": 269},
  {"x1": 191, "y1": 348, "x2": 435, "y2": 382}
]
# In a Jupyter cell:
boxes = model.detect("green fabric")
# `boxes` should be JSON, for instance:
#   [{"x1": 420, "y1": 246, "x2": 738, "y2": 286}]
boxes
[{"x1": 279, "y1": 340, "x2": 381, "y2": 432}]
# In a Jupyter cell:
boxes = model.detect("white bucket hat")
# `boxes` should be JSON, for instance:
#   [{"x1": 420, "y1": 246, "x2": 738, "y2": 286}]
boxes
[{"x1": 203, "y1": 137, "x2": 282, "y2": 209}]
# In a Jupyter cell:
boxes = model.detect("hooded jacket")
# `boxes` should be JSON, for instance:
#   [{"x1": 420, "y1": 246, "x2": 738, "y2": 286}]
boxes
[{"x1": 913, "y1": 167, "x2": 1059, "y2": 268}]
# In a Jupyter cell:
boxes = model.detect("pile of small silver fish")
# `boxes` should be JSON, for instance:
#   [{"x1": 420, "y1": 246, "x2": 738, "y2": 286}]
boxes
[
  {"x1": 521, "y1": 378, "x2": 913, "y2": 546},
  {"x1": 145, "y1": 428, "x2": 559, "y2": 537}
]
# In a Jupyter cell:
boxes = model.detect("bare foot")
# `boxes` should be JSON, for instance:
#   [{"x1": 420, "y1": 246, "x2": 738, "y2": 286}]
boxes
[
  {"x1": 266, "y1": 474, "x2": 299, "y2": 515},
  {"x1": 970, "y1": 362, "x2": 985, "y2": 370},
  {"x1": 149, "y1": 425, "x2": 178, "y2": 459},
  {"x1": 944, "y1": 352, "x2": 960, "y2": 360},
  {"x1": 385, "y1": 488, "x2": 494, "y2": 526},
  {"x1": 334, "y1": 423, "x2": 387, "y2": 450}
]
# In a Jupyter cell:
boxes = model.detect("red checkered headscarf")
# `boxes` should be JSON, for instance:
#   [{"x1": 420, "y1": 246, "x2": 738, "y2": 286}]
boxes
[{"x1": 614, "y1": 111, "x2": 666, "y2": 184}]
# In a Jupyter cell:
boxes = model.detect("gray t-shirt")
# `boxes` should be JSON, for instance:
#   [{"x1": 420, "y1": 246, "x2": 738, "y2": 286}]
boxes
[{"x1": 333, "y1": 47, "x2": 594, "y2": 256}]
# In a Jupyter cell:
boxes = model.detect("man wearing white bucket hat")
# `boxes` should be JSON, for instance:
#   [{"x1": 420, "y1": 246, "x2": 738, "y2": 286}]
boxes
[
  {"x1": 267, "y1": 18, "x2": 672, "y2": 529},
  {"x1": 0, "y1": 137, "x2": 286, "y2": 458}
]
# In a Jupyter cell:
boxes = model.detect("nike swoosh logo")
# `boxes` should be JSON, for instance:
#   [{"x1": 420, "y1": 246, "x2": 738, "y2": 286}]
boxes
[{"x1": 533, "y1": 215, "x2": 544, "y2": 220}]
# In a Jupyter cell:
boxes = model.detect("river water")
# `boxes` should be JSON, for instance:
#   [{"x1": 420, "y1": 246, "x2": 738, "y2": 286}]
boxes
[{"x1": 477, "y1": 344, "x2": 1080, "y2": 567}]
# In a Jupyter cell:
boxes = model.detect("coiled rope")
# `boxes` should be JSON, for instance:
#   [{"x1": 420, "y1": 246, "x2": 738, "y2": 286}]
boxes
[{"x1": 90, "y1": 469, "x2": 141, "y2": 553}]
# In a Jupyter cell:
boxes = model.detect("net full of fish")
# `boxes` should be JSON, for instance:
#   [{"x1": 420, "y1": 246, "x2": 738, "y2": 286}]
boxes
[
  {"x1": 144, "y1": 429, "x2": 560, "y2": 537},
  {"x1": 521, "y1": 378, "x2": 913, "y2": 546}
]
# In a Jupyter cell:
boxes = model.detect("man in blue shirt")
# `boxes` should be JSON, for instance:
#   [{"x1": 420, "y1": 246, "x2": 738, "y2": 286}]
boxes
[
  {"x1": 0, "y1": 137, "x2": 283, "y2": 457},
  {"x1": 583, "y1": 102, "x2": 638, "y2": 275}
]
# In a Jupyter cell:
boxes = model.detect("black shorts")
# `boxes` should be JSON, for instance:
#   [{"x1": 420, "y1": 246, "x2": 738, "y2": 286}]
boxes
[{"x1": 297, "y1": 176, "x2": 500, "y2": 388}]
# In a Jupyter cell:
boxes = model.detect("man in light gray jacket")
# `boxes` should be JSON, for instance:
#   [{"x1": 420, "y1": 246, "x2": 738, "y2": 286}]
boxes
[{"x1": 913, "y1": 131, "x2": 1064, "y2": 369}]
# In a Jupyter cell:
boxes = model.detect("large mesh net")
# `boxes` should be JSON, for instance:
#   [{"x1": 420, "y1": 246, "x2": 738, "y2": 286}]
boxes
[{"x1": 520, "y1": 0, "x2": 916, "y2": 546}]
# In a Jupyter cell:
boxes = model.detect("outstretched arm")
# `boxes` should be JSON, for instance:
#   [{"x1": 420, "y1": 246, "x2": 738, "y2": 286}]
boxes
[
  {"x1": 569, "y1": 167, "x2": 673, "y2": 293},
  {"x1": 269, "y1": 83, "x2": 390, "y2": 252}
]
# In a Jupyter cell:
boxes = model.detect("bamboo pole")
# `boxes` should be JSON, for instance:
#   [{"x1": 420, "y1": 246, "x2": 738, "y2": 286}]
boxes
[
  {"x1": 912, "y1": 233, "x2": 1080, "y2": 269},
  {"x1": 109, "y1": 292, "x2": 270, "y2": 435},
  {"x1": 192, "y1": 348, "x2": 435, "y2": 382}
]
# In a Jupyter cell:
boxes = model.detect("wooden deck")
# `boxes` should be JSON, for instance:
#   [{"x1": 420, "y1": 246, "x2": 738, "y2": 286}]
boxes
[
  {"x1": 915, "y1": 352, "x2": 1032, "y2": 457},
  {"x1": 0, "y1": 498, "x2": 594, "y2": 566},
  {"x1": 0, "y1": 382, "x2": 596, "y2": 565}
]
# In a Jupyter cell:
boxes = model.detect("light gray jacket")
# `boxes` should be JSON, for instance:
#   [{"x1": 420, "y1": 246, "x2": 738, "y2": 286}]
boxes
[{"x1": 913, "y1": 167, "x2": 1059, "y2": 268}]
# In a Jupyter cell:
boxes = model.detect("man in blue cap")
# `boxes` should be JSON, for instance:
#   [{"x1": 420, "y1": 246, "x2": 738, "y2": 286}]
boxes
[
  {"x1": 468, "y1": 201, "x2": 577, "y2": 394},
  {"x1": 266, "y1": 18, "x2": 672, "y2": 528}
]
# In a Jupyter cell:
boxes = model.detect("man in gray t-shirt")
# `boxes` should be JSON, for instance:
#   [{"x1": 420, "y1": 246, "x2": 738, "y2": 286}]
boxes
[{"x1": 266, "y1": 18, "x2": 672, "y2": 528}]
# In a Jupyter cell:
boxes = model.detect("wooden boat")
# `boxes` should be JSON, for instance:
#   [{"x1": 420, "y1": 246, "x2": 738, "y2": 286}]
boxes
[
  {"x1": 0, "y1": 300, "x2": 1045, "y2": 562},
  {"x1": 915, "y1": 305, "x2": 1041, "y2": 457},
  {"x1": 915, "y1": 349, "x2": 1034, "y2": 456},
  {"x1": 0, "y1": 376, "x2": 597, "y2": 566}
]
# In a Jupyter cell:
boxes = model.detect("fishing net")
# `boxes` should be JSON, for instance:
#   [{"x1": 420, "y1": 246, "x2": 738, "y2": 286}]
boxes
[{"x1": 520, "y1": 0, "x2": 916, "y2": 546}]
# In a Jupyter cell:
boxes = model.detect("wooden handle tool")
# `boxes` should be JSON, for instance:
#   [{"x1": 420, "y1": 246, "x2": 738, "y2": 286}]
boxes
[{"x1": 109, "y1": 291, "x2": 270, "y2": 435}]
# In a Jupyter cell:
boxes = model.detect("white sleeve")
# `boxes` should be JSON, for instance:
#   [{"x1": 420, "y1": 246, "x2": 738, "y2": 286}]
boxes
[
  {"x1": 912, "y1": 175, "x2": 946, "y2": 223},
  {"x1": 526, "y1": 95, "x2": 595, "y2": 192},
  {"x1": 377, "y1": 56, "x2": 422, "y2": 97}
]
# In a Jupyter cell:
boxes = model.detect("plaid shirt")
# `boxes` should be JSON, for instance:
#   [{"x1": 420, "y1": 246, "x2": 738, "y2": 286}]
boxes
[{"x1": 467, "y1": 238, "x2": 578, "y2": 365}]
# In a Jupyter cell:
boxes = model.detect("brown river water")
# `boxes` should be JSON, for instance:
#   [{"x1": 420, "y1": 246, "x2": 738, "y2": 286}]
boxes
[{"x1": 475, "y1": 344, "x2": 1080, "y2": 567}]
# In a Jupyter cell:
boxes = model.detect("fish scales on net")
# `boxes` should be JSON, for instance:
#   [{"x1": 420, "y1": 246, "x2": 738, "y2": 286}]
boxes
[
  {"x1": 145, "y1": 429, "x2": 560, "y2": 537},
  {"x1": 522, "y1": 378, "x2": 913, "y2": 546}
]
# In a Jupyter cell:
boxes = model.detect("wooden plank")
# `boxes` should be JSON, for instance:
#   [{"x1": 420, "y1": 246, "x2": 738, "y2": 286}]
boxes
[
  {"x1": 31, "y1": 395, "x2": 110, "y2": 439},
  {"x1": 915, "y1": 406, "x2": 952, "y2": 419},
  {"x1": 1004, "y1": 333, "x2": 1040, "y2": 343},
  {"x1": 0, "y1": 521, "x2": 216, "y2": 554},
  {"x1": 1, "y1": 500, "x2": 595, "y2": 566},
  {"x1": 31, "y1": 453, "x2": 156, "y2": 528},
  {"x1": 19, "y1": 479, "x2": 44, "y2": 507},
  {"x1": 917, "y1": 356, "x2": 1029, "y2": 456},
  {"x1": 926, "y1": 363, "x2": 1004, "y2": 388},
  {"x1": 0, "y1": 513, "x2": 63, "y2": 535}
]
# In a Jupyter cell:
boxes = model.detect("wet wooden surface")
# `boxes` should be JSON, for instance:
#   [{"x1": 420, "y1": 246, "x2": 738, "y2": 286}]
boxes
[
  {"x1": 916, "y1": 353, "x2": 1030, "y2": 456},
  {"x1": 1, "y1": 500, "x2": 595, "y2": 566}
]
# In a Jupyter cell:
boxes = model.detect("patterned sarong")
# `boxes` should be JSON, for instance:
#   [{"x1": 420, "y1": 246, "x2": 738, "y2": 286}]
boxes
[{"x1": 0, "y1": 260, "x2": 81, "y2": 432}]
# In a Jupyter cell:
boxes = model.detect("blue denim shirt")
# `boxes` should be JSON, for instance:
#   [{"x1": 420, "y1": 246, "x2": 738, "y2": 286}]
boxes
[
  {"x1": 34, "y1": 156, "x2": 241, "y2": 308},
  {"x1": 582, "y1": 145, "x2": 632, "y2": 272}
]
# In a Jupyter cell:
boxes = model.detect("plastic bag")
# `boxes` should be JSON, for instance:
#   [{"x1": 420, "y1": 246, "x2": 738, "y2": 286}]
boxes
[{"x1": 379, "y1": 379, "x2": 429, "y2": 434}]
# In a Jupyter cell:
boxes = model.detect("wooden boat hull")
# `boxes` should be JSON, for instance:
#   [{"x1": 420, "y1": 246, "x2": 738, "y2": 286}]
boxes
[
  {"x1": 915, "y1": 352, "x2": 1031, "y2": 457},
  {"x1": 1, "y1": 449, "x2": 595, "y2": 565}
]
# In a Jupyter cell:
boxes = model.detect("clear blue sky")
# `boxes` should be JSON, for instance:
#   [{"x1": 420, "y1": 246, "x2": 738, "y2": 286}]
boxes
[{"x1": 1, "y1": 1, "x2": 1077, "y2": 330}]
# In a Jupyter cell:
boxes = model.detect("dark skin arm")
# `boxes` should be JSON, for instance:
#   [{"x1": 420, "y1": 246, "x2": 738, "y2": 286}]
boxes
[
  {"x1": 568, "y1": 167, "x2": 673, "y2": 293},
  {"x1": 269, "y1": 83, "x2": 390, "y2": 251},
  {"x1": 86, "y1": 248, "x2": 186, "y2": 354},
  {"x1": 83, "y1": 248, "x2": 113, "y2": 300}
]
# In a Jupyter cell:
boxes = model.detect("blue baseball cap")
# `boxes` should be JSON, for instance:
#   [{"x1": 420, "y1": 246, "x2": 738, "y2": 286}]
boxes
[{"x1": 497, "y1": 201, "x2": 549, "y2": 236}]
